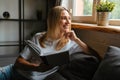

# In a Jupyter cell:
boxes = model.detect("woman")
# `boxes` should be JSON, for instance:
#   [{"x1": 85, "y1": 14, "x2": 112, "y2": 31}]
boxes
[{"x1": 0, "y1": 6, "x2": 92, "y2": 80}]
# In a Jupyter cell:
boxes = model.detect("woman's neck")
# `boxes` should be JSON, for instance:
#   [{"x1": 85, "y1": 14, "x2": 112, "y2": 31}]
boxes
[{"x1": 46, "y1": 32, "x2": 63, "y2": 41}]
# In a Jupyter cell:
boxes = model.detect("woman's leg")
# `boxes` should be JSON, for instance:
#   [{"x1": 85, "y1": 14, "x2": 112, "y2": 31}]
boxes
[
  {"x1": 0, "y1": 64, "x2": 13, "y2": 80},
  {"x1": 11, "y1": 66, "x2": 29, "y2": 80}
]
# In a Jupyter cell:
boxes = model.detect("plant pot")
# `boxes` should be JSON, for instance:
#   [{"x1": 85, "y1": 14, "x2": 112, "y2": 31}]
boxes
[{"x1": 97, "y1": 12, "x2": 109, "y2": 26}]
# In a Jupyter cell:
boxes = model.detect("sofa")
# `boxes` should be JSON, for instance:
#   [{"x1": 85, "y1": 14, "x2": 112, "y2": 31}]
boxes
[
  {"x1": 45, "y1": 46, "x2": 120, "y2": 80},
  {"x1": 0, "y1": 46, "x2": 120, "y2": 80},
  {"x1": 92, "y1": 46, "x2": 120, "y2": 80}
]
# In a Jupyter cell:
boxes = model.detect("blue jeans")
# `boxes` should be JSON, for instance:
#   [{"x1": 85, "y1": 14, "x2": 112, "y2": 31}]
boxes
[
  {"x1": 0, "y1": 64, "x2": 28, "y2": 80},
  {"x1": 0, "y1": 64, "x2": 13, "y2": 80}
]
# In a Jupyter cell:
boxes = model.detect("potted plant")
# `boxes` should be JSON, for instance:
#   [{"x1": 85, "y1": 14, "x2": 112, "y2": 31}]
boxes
[{"x1": 96, "y1": 0, "x2": 115, "y2": 26}]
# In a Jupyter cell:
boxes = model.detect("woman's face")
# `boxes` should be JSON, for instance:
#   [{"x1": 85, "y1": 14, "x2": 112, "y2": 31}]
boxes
[{"x1": 59, "y1": 10, "x2": 71, "y2": 33}]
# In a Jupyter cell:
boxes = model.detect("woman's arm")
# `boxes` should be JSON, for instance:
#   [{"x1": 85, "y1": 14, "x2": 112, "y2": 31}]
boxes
[
  {"x1": 65, "y1": 30, "x2": 89, "y2": 54},
  {"x1": 74, "y1": 38, "x2": 89, "y2": 54},
  {"x1": 14, "y1": 56, "x2": 52, "y2": 72}
]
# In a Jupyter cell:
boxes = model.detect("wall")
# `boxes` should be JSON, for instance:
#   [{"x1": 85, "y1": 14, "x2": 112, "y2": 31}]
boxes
[
  {"x1": 74, "y1": 29, "x2": 120, "y2": 57},
  {"x1": 0, "y1": 0, "x2": 47, "y2": 56},
  {"x1": 23, "y1": 0, "x2": 47, "y2": 39}
]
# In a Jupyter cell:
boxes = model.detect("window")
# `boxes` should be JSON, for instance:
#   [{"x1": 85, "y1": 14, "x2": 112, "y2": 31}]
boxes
[
  {"x1": 62, "y1": 0, "x2": 97, "y2": 24},
  {"x1": 62, "y1": 0, "x2": 120, "y2": 26},
  {"x1": 72, "y1": 0, "x2": 93, "y2": 16},
  {"x1": 108, "y1": 0, "x2": 120, "y2": 25},
  {"x1": 109, "y1": 0, "x2": 120, "y2": 19}
]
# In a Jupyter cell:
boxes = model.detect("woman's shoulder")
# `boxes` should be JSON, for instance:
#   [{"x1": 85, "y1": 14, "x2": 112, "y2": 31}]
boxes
[
  {"x1": 33, "y1": 32, "x2": 46, "y2": 38},
  {"x1": 34, "y1": 32, "x2": 46, "y2": 36},
  {"x1": 31, "y1": 32, "x2": 46, "y2": 41}
]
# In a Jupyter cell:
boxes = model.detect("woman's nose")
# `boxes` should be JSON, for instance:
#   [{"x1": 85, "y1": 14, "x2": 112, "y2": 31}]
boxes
[{"x1": 66, "y1": 18, "x2": 71, "y2": 24}]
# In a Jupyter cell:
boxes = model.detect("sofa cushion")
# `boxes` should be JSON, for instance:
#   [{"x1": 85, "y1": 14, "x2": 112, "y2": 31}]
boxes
[
  {"x1": 92, "y1": 46, "x2": 120, "y2": 80},
  {"x1": 58, "y1": 50, "x2": 101, "y2": 80}
]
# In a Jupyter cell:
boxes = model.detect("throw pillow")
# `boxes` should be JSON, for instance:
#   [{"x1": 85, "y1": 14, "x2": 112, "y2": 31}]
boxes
[
  {"x1": 59, "y1": 50, "x2": 101, "y2": 80},
  {"x1": 92, "y1": 46, "x2": 120, "y2": 80}
]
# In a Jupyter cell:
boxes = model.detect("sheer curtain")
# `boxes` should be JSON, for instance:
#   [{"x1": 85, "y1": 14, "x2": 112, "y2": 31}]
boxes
[{"x1": 61, "y1": 0, "x2": 70, "y2": 9}]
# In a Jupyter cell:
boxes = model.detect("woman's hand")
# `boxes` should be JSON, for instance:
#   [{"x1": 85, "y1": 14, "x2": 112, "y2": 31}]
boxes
[
  {"x1": 36, "y1": 63, "x2": 53, "y2": 72},
  {"x1": 64, "y1": 30, "x2": 78, "y2": 41},
  {"x1": 64, "y1": 30, "x2": 90, "y2": 54},
  {"x1": 14, "y1": 56, "x2": 52, "y2": 72}
]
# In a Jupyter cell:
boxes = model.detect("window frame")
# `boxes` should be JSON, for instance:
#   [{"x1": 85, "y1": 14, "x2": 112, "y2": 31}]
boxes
[
  {"x1": 70, "y1": 0, "x2": 120, "y2": 26},
  {"x1": 71, "y1": 0, "x2": 98, "y2": 24}
]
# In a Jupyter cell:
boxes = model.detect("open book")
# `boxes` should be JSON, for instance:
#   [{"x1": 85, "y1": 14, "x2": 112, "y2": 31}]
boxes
[
  {"x1": 25, "y1": 40, "x2": 70, "y2": 66},
  {"x1": 24, "y1": 40, "x2": 41, "y2": 56}
]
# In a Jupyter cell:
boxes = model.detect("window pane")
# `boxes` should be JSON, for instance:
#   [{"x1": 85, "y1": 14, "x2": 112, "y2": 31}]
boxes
[
  {"x1": 108, "y1": 0, "x2": 120, "y2": 19},
  {"x1": 73, "y1": 0, "x2": 93, "y2": 16},
  {"x1": 61, "y1": 0, "x2": 70, "y2": 9}
]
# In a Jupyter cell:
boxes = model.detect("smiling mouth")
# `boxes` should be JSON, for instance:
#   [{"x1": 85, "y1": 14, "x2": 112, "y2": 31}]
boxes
[{"x1": 63, "y1": 25, "x2": 69, "y2": 29}]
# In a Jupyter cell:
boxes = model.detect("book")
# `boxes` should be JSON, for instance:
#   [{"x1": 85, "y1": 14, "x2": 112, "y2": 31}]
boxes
[
  {"x1": 25, "y1": 40, "x2": 70, "y2": 66},
  {"x1": 42, "y1": 50, "x2": 70, "y2": 66},
  {"x1": 24, "y1": 40, "x2": 41, "y2": 56}
]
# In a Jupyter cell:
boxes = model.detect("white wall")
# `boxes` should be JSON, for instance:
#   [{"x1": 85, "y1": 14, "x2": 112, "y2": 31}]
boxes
[
  {"x1": 0, "y1": 0, "x2": 46, "y2": 56},
  {"x1": 0, "y1": 0, "x2": 18, "y2": 19},
  {"x1": 23, "y1": 0, "x2": 46, "y2": 20}
]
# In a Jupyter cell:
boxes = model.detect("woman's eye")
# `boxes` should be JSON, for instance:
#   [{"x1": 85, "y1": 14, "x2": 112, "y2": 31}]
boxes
[
  {"x1": 68, "y1": 17, "x2": 71, "y2": 20},
  {"x1": 61, "y1": 16, "x2": 71, "y2": 20},
  {"x1": 61, "y1": 17, "x2": 66, "y2": 20}
]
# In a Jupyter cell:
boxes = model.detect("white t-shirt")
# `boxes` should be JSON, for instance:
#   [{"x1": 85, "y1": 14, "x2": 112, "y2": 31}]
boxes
[{"x1": 16, "y1": 32, "x2": 83, "y2": 80}]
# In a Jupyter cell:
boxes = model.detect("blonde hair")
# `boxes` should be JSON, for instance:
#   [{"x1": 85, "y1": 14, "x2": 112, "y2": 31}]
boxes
[{"x1": 39, "y1": 6, "x2": 71, "y2": 50}]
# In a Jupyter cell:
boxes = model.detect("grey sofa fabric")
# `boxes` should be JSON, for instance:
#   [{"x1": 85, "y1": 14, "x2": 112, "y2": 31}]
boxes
[
  {"x1": 92, "y1": 46, "x2": 120, "y2": 80},
  {"x1": 44, "y1": 72, "x2": 67, "y2": 80},
  {"x1": 45, "y1": 46, "x2": 101, "y2": 80},
  {"x1": 58, "y1": 51, "x2": 101, "y2": 80}
]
